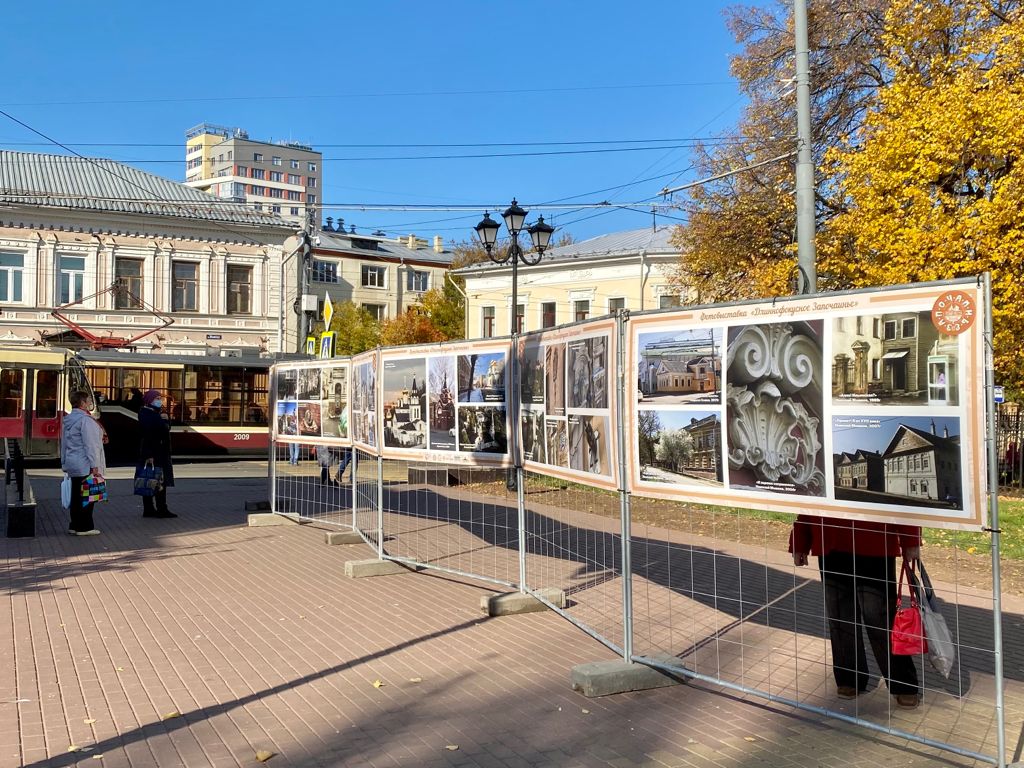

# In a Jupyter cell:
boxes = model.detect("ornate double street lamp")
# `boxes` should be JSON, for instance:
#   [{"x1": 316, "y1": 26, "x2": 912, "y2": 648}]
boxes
[{"x1": 473, "y1": 199, "x2": 554, "y2": 500}]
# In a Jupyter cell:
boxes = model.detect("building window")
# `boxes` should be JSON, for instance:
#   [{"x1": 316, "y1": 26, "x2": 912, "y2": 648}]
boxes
[
  {"x1": 482, "y1": 306, "x2": 495, "y2": 338},
  {"x1": 287, "y1": 173, "x2": 300, "y2": 185},
  {"x1": 290, "y1": 207, "x2": 300, "y2": 217},
  {"x1": 363, "y1": 303, "x2": 385, "y2": 321},
  {"x1": 250, "y1": 185, "x2": 265, "y2": 195},
  {"x1": 114, "y1": 258, "x2": 143, "y2": 308},
  {"x1": 609, "y1": 297, "x2": 626, "y2": 313},
  {"x1": 272, "y1": 156, "x2": 282, "y2": 166},
  {"x1": 884, "y1": 320, "x2": 897, "y2": 340},
  {"x1": 290, "y1": 159, "x2": 299, "y2": 169},
  {"x1": 269, "y1": 171, "x2": 282, "y2": 182},
  {"x1": 856, "y1": 316, "x2": 864, "y2": 335},
  {"x1": 361, "y1": 265, "x2": 386, "y2": 288},
  {"x1": 542, "y1": 302, "x2": 556, "y2": 328},
  {"x1": 308, "y1": 162, "x2": 317, "y2": 172},
  {"x1": 217, "y1": 153, "x2": 224, "y2": 163},
  {"x1": 515, "y1": 303, "x2": 525, "y2": 333},
  {"x1": 307, "y1": 194, "x2": 317, "y2": 204},
  {"x1": 236, "y1": 165, "x2": 248, "y2": 177},
  {"x1": 902, "y1": 317, "x2": 917, "y2": 338},
  {"x1": 574, "y1": 299, "x2": 590, "y2": 321},
  {"x1": 0, "y1": 252, "x2": 24, "y2": 302},
  {"x1": 307, "y1": 177, "x2": 317, "y2": 188},
  {"x1": 871, "y1": 358, "x2": 880, "y2": 380},
  {"x1": 227, "y1": 150, "x2": 233, "y2": 161},
  {"x1": 268, "y1": 188, "x2": 282, "y2": 198},
  {"x1": 59, "y1": 255, "x2": 86, "y2": 304},
  {"x1": 172, "y1": 262, "x2": 199, "y2": 312},
  {"x1": 313, "y1": 260, "x2": 339, "y2": 283},
  {"x1": 227, "y1": 265, "x2": 252, "y2": 315},
  {"x1": 406, "y1": 270, "x2": 429, "y2": 292},
  {"x1": 251, "y1": 168, "x2": 265, "y2": 180},
  {"x1": 271, "y1": 204, "x2": 281, "y2": 213},
  {"x1": 659, "y1": 294, "x2": 681, "y2": 309},
  {"x1": 253, "y1": 152, "x2": 263, "y2": 162},
  {"x1": 836, "y1": 317, "x2": 845, "y2": 331}
]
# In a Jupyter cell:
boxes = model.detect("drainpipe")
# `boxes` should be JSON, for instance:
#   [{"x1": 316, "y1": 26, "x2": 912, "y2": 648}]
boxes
[
  {"x1": 639, "y1": 249, "x2": 648, "y2": 311},
  {"x1": 446, "y1": 272, "x2": 468, "y2": 338}
]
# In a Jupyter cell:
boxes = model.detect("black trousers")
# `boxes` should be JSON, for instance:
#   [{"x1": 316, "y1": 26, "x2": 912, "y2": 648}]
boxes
[
  {"x1": 69, "y1": 475, "x2": 96, "y2": 532},
  {"x1": 142, "y1": 487, "x2": 169, "y2": 515},
  {"x1": 819, "y1": 551, "x2": 919, "y2": 695}
]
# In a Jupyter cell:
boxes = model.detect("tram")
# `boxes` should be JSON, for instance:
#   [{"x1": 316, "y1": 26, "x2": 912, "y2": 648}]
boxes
[
  {"x1": 0, "y1": 346, "x2": 94, "y2": 458},
  {"x1": 76, "y1": 350, "x2": 276, "y2": 460}
]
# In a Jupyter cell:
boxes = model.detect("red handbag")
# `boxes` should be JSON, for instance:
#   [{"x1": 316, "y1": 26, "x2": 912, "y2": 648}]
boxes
[{"x1": 892, "y1": 559, "x2": 928, "y2": 655}]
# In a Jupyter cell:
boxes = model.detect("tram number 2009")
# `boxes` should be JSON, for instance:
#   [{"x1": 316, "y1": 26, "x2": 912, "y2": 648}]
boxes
[{"x1": 233, "y1": 433, "x2": 251, "y2": 441}]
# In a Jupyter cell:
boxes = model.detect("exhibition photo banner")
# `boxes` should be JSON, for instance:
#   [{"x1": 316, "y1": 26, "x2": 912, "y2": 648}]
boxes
[
  {"x1": 519, "y1": 317, "x2": 619, "y2": 491},
  {"x1": 379, "y1": 339, "x2": 512, "y2": 466},
  {"x1": 272, "y1": 359, "x2": 352, "y2": 446},
  {"x1": 628, "y1": 279, "x2": 988, "y2": 530},
  {"x1": 351, "y1": 350, "x2": 379, "y2": 452}
]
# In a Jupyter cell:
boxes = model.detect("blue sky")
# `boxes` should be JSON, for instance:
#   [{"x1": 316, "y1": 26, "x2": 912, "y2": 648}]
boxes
[
  {"x1": 1, "y1": 0, "x2": 748, "y2": 242},
  {"x1": 832, "y1": 416, "x2": 961, "y2": 455}
]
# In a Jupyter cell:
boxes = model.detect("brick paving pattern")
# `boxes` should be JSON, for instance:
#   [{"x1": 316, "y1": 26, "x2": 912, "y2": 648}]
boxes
[{"x1": 2, "y1": 464, "x2": 1021, "y2": 766}]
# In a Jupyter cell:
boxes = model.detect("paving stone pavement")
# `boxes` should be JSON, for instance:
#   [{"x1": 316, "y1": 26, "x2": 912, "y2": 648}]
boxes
[{"x1": 1, "y1": 467, "x2": 1020, "y2": 767}]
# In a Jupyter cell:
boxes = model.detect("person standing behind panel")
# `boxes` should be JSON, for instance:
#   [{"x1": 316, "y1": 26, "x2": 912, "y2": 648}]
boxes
[{"x1": 138, "y1": 389, "x2": 177, "y2": 518}]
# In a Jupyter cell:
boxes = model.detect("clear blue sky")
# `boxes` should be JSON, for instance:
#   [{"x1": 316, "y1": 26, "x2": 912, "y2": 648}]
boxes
[{"x1": 1, "y1": 0, "x2": 750, "y2": 243}]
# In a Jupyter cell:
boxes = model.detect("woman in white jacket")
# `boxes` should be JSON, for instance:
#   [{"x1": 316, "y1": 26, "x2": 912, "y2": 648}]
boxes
[{"x1": 60, "y1": 390, "x2": 106, "y2": 535}]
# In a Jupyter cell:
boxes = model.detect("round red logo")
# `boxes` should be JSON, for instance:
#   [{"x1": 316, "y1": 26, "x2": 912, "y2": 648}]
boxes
[{"x1": 931, "y1": 290, "x2": 976, "y2": 335}]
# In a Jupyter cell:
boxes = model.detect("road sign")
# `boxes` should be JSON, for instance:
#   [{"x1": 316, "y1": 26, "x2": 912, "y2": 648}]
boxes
[
  {"x1": 305, "y1": 336, "x2": 316, "y2": 355},
  {"x1": 320, "y1": 332, "x2": 335, "y2": 359},
  {"x1": 323, "y1": 291, "x2": 333, "y2": 328},
  {"x1": 994, "y1": 385, "x2": 1005, "y2": 404}
]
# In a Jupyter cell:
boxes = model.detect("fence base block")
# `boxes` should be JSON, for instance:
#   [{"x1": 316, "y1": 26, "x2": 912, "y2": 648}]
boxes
[
  {"x1": 345, "y1": 559, "x2": 410, "y2": 578},
  {"x1": 570, "y1": 658, "x2": 686, "y2": 698},
  {"x1": 325, "y1": 530, "x2": 363, "y2": 545},
  {"x1": 480, "y1": 588, "x2": 567, "y2": 617},
  {"x1": 247, "y1": 513, "x2": 291, "y2": 527}
]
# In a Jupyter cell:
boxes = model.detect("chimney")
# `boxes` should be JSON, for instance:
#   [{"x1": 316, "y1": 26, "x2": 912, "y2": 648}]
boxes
[
  {"x1": 336, "y1": 218, "x2": 344, "y2": 233},
  {"x1": 931, "y1": 419, "x2": 936, "y2": 435},
  {"x1": 323, "y1": 216, "x2": 333, "y2": 231},
  {"x1": 943, "y1": 425, "x2": 949, "y2": 438},
  {"x1": 406, "y1": 234, "x2": 417, "y2": 249},
  {"x1": 433, "y1": 235, "x2": 443, "y2": 253},
  {"x1": 349, "y1": 224, "x2": 356, "y2": 234}
]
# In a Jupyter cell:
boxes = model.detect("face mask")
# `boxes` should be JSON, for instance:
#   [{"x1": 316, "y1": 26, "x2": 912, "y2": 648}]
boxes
[{"x1": 152, "y1": 399, "x2": 163, "y2": 409}]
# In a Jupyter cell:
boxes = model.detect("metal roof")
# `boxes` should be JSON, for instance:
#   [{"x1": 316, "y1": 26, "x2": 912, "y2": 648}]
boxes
[
  {"x1": 455, "y1": 225, "x2": 679, "y2": 273},
  {"x1": 314, "y1": 230, "x2": 454, "y2": 265},
  {"x1": 0, "y1": 150, "x2": 292, "y2": 229}
]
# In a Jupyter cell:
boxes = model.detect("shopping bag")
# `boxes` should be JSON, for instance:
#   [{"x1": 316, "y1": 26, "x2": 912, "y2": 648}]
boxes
[
  {"x1": 60, "y1": 473, "x2": 72, "y2": 509},
  {"x1": 81, "y1": 475, "x2": 108, "y2": 505},
  {"x1": 133, "y1": 464, "x2": 165, "y2": 497},
  {"x1": 915, "y1": 559, "x2": 956, "y2": 677},
  {"x1": 892, "y1": 559, "x2": 927, "y2": 655}
]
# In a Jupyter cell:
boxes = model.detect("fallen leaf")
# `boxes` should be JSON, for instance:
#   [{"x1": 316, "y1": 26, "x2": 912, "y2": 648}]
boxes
[
  {"x1": 84, "y1": 718, "x2": 96, "y2": 724},
  {"x1": 115, "y1": 667, "x2": 124, "y2": 672},
  {"x1": 68, "y1": 745, "x2": 81, "y2": 753},
  {"x1": 967, "y1": 546, "x2": 978, "y2": 554},
  {"x1": 161, "y1": 711, "x2": 180, "y2": 720},
  {"x1": 372, "y1": 679, "x2": 384, "y2": 688},
  {"x1": 92, "y1": 755, "x2": 103, "y2": 760},
  {"x1": 408, "y1": 677, "x2": 422, "y2": 684},
  {"x1": 744, "y1": 736, "x2": 756, "y2": 742},
  {"x1": 581, "y1": 708, "x2": 590, "y2": 714},
  {"x1": 445, "y1": 745, "x2": 459, "y2": 751},
  {"x1": 255, "y1": 749, "x2": 275, "y2": 762}
]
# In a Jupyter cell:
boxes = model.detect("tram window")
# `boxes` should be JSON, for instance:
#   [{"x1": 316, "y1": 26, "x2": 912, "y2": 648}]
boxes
[
  {"x1": 0, "y1": 369, "x2": 24, "y2": 418},
  {"x1": 36, "y1": 370, "x2": 59, "y2": 418},
  {"x1": 243, "y1": 369, "x2": 269, "y2": 424}
]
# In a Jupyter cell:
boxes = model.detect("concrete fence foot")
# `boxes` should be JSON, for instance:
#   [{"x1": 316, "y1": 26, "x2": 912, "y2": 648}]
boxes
[
  {"x1": 325, "y1": 530, "x2": 363, "y2": 545},
  {"x1": 247, "y1": 513, "x2": 292, "y2": 527},
  {"x1": 571, "y1": 656, "x2": 686, "y2": 698},
  {"x1": 480, "y1": 587, "x2": 566, "y2": 617},
  {"x1": 345, "y1": 559, "x2": 412, "y2": 578}
]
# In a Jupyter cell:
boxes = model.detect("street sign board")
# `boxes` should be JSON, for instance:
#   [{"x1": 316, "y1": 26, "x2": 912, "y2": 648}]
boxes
[
  {"x1": 323, "y1": 291, "x2": 333, "y2": 328},
  {"x1": 994, "y1": 385, "x2": 1005, "y2": 404}
]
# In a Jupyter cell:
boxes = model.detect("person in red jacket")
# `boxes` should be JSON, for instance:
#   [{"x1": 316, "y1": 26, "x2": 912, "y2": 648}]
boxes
[{"x1": 790, "y1": 514, "x2": 921, "y2": 708}]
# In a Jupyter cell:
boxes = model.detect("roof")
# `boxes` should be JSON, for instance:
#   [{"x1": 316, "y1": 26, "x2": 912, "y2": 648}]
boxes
[
  {"x1": 314, "y1": 230, "x2": 454, "y2": 266},
  {"x1": 883, "y1": 424, "x2": 960, "y2": 456},
  {"x1": 0, "y1": 150, "x2": 291, "y2": 228},
  {"x1": 454, "y1": 225, "x2": 679, "y2": 274}
]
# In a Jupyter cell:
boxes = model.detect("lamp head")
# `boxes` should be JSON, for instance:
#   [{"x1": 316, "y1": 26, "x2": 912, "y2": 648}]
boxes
[
  {"x1": 502, "y1": 199, "x2": 527, "y2": 237},
  {"x1": 474, "y1": 211, "x2": 500, "y2": 254},
  {"x1": 528, "y1": 215, "x2": 555, "y2": 254}
]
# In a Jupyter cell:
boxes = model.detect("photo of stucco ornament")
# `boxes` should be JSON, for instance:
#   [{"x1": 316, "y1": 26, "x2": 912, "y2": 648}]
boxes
[{"x1": 725, "y1": 321, "x2": 826, "y2": 496}]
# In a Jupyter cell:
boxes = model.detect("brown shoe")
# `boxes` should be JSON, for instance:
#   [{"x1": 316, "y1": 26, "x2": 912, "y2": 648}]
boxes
[
  {"x1": 895, "y1": 694, "x2": 920, "y2": 709},
  {"x1": 837, "y1": 686, "x2": 858, "y2": 699}
]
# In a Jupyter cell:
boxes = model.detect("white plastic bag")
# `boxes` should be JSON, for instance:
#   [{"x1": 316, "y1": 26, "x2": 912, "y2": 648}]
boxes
[
  {"x1": 915, "y1": 560, "x2": 956, "y2": 678},
  {"x1": 60, "y1": 473, "x2": 71, "y2": 509}
]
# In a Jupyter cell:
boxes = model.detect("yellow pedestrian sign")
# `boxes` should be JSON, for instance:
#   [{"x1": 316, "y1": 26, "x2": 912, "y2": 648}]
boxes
[{"x1": 323, "y1": 291, "x2": 334, "y2": 328}]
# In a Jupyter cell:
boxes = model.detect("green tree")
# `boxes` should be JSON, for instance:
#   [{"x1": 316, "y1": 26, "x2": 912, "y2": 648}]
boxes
[
  {"x1": 655, "y1": 428, "x2": 695, "y2": 473},
  {"x1": 379, "y1": 308, "x2": 447, "y2": 346},
  {"x1": 312, "y1": 301, "x2": 380, "y2": 356},
  {"x1": 638, "y1": 410, "x2": 662, "y2": 470},
  {"x1": 416, "y1": 275, "x2": 465, "y2": 340}
]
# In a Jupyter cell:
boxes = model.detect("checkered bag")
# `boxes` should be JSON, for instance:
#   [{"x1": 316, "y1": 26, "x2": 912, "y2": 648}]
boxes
[{"x1": 81, "y1": 475, "x2": 108, "y2": 505}]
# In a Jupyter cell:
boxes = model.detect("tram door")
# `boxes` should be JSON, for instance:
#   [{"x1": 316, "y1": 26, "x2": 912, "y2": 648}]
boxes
[
  {"x1": 27, "y1": 368, "x2": 62, "y2": 456},
  {"x1": 0, "y1": 367, "x2": 25, "y2": 443}
]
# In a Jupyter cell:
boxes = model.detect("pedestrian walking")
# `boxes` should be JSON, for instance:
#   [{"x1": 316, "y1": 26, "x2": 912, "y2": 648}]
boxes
[
  {"x1": 138, "y1": 389, "x2": 177, "y2": 518},
  {"x1": 790, "y1": 514, "x2": 922, "y2": 708},
  {"x1": 61, "y1": 390, "x2": 106, "y2": 536}
]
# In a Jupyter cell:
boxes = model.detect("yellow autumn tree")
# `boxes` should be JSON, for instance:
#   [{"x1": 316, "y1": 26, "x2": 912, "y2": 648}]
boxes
[{"x1": 822, "y1": 0, "x2": 1024, "y2": 387}]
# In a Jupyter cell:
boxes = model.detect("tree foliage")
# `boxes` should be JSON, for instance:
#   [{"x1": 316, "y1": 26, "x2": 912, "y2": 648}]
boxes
[
  {"x1": 415, "y1": 274, "x2": 465, "y2": 340},
  {"x1": 638, "y1": 410, "x2": 662, "y2": 468},
  {"x1": 315, "y1": 301, "x2": 380, "y2": 356},
  {"x1": 655, "y1": 428, "x2": 695, "y2": 472},
  {"x1": 379, "y1": 307, "x2": 448, "y2": 347}
]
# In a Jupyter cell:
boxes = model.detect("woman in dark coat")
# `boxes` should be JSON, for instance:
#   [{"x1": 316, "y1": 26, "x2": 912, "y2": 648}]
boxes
[{"x1": 138, "y1": 389, "x2": 176, "y2": 518}]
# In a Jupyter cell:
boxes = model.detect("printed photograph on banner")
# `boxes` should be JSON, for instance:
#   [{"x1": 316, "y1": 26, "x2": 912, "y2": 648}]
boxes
[
  {"x1": 637, "y1": 408, "x2": 723, "y2": 487},
  {"x1": 568, "y1": 414, "x2": 610, "y2": 475},
  {"x1": 428, "y1": 356, "x2": 457, "y2": 450},
  {"x1": 354, "y1": 410, "x2": 376, "y2": 447},
  {"x1": 567, "y1": 335, "x2": 608, "y2": 410},
  {"x1": 383, "y1": 358, "x2": 427, "y2": 449},
  {"x1": 832, "y1": 415, "x2": 963, "y2": 509},
  {"x1": 320, "y1": 367, "x2": 348, "y2": 439},
  {"x1": 726, "y1": 320, "x2": 826, "y2": 497},
  {"x1": 458, "y1": 352, "x2": 506, "y2": 403},
  {"x1": 352, "y1": 358, "x2": 377, "y2": 447},
  {"x1": 275, "y1": 368, "x2": 297, "y2": 400},
  {"x1": 297, "y1": 402, "x2": 322, "y2": 436},
  {"x1": 546, "y1": 419, "x2": 568, "y2": 467},
  {"x1": 521, "y1": 408, "x2": 547, "y2": 464},
  {"x1": 297, "y1": 368, "x2": 321, "y2": 401},
  {"x1": 457, "y1": 406, "x2": 507, "y2": 454},
  {"x1": 636, "y1": 328, "x2": 722, "y2": 405},
  {"x1": 276, "y1": 400, "x2": 297, "y2": 436},
  {"x1": 830, "y1": 311, "x2": 960, "y2": 406},
  {"x1": 545, "y1": 344, "x2": 566, "y2": 416},
  {"x1": 519, "y1": 340, "x2": 545, "y2": 405}
]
